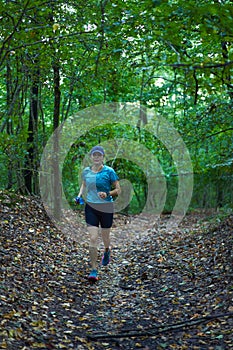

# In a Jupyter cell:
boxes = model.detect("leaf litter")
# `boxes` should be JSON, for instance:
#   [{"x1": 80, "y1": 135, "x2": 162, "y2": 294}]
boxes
[{"x1": 0, "y1": 191, "x2": 232, "y2": 349}]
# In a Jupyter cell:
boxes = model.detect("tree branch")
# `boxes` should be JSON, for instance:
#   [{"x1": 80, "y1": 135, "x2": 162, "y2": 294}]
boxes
[
  {"x1": 0, "y1": 0, "x2": 31, "y2": 62},
  {"x1": 205, "y1": 128, "x2": 233, "y2": 139},
  {"x1": 0, "y1": 31, "x2": 95, "y2": 69},
  {"x1": 87, "y1": 312, "x2": 233, "y2": 340},
  {"x1": 187, "y1": 128, "x2": 233, "y2": 146},
  {"x1": 168, "y1": 61, "x2": 233, "y2": 70}
]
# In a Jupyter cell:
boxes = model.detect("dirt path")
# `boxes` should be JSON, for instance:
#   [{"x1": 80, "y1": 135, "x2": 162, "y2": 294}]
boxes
[{"x1": 0, "y1": 192, "x2": 232, "y2": 349}]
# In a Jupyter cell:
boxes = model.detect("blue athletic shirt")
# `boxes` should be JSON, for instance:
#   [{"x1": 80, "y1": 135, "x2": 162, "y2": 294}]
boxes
[{"x1": 82, "y1": 165, "x2": 119, "y2": 203}]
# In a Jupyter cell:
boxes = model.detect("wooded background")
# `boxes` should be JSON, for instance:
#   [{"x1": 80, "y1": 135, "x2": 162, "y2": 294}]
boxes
[{"x1": 1, "y1": 0, "x2": 232, "y2": 214}]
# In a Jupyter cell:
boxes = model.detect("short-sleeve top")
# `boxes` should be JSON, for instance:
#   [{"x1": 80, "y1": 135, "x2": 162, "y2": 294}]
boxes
[{"x1": 82, "y1": 165, "x2": 119, "y2": 203}]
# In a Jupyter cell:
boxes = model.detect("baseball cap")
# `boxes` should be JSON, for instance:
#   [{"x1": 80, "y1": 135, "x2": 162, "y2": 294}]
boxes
[{"x1": 90, "y1": 146, "x2": 105, "y2": 155}]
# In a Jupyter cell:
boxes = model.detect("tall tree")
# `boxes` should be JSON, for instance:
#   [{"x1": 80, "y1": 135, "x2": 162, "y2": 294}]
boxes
[
  {"x1": 52, "y1": 58, "x2": 61, "y2": 219},
  {"x1": 24, "y1": 57, "x2": 40, "y2": 193}
]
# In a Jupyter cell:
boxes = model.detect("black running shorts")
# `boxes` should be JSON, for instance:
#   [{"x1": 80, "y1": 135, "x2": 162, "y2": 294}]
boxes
[{"x1": 85, "y1": 202, "x2": 114, "y2": 228}]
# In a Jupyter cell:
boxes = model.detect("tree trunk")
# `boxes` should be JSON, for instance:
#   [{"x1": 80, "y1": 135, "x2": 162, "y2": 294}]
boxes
[
  {"x1": 24, "y1": 67, "x2": 39, "y2": 194},
  {"x1": 6, "y1": 60, "x2": 14, "y2": 189},
  {"x1": 52, "y1": 62, "x2": 61, "y2": 220}
]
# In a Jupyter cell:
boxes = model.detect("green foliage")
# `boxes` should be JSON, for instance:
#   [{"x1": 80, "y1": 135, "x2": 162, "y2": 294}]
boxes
[{"x1": 0, "y1": 0, "x2": 233, "y2": 211}]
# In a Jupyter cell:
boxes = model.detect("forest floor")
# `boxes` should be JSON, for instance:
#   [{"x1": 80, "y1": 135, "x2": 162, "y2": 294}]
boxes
[{"x1": 0, "y1": 191, "x2": 233, "y2": 350}]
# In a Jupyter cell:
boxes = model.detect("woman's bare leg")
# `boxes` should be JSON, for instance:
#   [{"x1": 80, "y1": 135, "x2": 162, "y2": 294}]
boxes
[
  {"x1": 87, "y1": 226, "x2": 99, "y2": 269},
  {"x1": 101, "y1": 228, "x2": 111, "y2": 251}
]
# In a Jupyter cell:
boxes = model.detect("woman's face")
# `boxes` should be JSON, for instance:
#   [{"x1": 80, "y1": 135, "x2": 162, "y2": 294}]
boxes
[{"x1": 91, "y1": 152, "x2": 104, "y2": 165}]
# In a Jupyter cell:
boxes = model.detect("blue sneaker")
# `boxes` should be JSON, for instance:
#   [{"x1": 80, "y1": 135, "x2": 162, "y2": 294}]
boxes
[
  {"x1": 101, "y1": 250, "x2": 111, "y2": 266},
  {"x1": 88, "y1": 269, "x2": 98, "y2": 282}
]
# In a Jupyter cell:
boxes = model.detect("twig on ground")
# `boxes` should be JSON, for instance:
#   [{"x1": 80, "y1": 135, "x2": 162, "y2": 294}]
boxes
[{"x1": 87, "y1": 312, "x2": 233, "y2": 340}]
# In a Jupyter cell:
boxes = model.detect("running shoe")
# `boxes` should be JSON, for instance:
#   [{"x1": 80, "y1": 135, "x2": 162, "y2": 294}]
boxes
[
  {"x1": 88, "y1": 269, "x2": 98, "y2": 281},
  {"x1": 101, "y1": 250, "x2": 111, "y2": 266}
]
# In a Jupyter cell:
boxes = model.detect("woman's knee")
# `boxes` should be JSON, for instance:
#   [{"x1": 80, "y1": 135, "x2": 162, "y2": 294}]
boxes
[
  {"x1": 88, "y1": 226, "x2": 99, "y2": 246},
  {"x1": 101, "y1": 228, "x2": 110, "y2": 236}
]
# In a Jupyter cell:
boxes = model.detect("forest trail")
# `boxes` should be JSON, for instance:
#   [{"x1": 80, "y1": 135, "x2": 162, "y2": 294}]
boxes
[{"x1": 0, "y1": 191, "x2": 233, "y2": 350}]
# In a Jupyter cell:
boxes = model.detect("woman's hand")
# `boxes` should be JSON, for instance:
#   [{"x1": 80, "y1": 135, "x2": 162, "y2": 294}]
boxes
[{"x1": 98, "y1": 192, "x2": 108, "y2": 199}]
